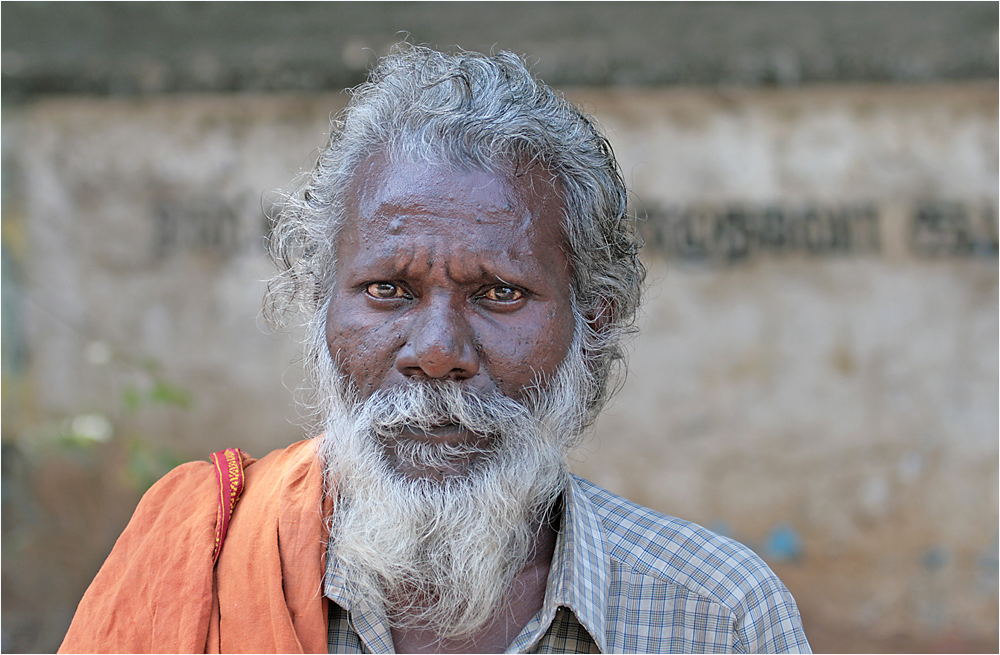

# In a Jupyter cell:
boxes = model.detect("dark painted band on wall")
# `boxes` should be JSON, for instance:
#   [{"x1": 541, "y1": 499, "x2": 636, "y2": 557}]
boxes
[
  {"x1": 148, "y1": 196, "x2": 999, "y2": 264},
  {"x1": 153, "y1": 198, "x2": 242, "y2": 260},
  {"x1": 911, "y1": 201, "x2": 998, "y2": 258},
  {"x1": 639, "y1": 201, "x2": 998, "y2": 263}
]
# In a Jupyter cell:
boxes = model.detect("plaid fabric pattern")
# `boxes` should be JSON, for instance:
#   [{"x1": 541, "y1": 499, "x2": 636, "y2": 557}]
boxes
[{"x1": 326, "y1": 475, "x2": 811, "y2": 653}]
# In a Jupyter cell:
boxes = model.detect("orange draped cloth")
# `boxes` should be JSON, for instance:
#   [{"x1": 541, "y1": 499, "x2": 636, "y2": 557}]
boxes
[{"x1": 59, "y1": 439, "x2": 333, "y2": 654}]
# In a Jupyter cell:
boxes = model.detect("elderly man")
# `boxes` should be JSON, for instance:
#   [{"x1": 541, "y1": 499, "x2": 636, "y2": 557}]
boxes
[{"x1": 61, "y1": 46, "x2": 810, "y2": 654}]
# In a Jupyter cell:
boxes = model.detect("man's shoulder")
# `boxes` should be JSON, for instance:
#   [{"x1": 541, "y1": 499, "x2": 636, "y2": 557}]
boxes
[
  {"x1": 137, "y1": 438, "x2": 318, "y2": 525},
  {"x1": 571, "y1": 474, "x2": 791, "y2": 610},
  {"x1": 569, "y1": 475, "x2": 811, "y2": 653}
]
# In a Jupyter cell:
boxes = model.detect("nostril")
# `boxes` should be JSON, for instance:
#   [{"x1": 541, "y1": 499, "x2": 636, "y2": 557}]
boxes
[
  {"x1": 394, "y1": 302, "x2": 481, "y2": 380},
  {"x1": 395, "y1": 336, "x2": 480, "y2": 380},
  {"x1": 421, "y1": 347, "x2": 478, "y2": 380}
]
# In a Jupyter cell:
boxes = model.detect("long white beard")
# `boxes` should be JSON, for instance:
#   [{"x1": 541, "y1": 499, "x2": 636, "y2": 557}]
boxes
[{"x1": 318, "y1": 329, "x2": 592, "y2": 639}]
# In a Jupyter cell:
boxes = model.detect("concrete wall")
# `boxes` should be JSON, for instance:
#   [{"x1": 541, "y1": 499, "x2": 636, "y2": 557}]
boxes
[
  {"x1": 3, "y1": 84, "x2": 997, "y2": 651},
  {"x1": 567, "y1": 84, "x2": 999, "y2": 651}
]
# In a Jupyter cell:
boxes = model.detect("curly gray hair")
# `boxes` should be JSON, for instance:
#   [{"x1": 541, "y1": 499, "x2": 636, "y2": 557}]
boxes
[{"x1": 266, "y1": 44, "x2": 644, "y2": 420}]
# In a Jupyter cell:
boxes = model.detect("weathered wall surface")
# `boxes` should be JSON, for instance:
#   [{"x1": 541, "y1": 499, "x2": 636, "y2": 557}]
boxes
[
  {"x1": 3, "y1": 96, "x2": 334, "y2": 458},
  {"x1": 3, "y1": 84, "x2": 997, "y2": 652},
  {"x1": 3, "y1": 3, "x2": 996, "y2": 97},
  {"x1": 573, "y1": 84, "x2": 998, "y2": 652}
]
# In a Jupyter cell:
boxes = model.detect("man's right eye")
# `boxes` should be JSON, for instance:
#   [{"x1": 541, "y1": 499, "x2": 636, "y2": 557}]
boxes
[{"x1": 366, "y1": 282, "x2": 406, "y2": 299}]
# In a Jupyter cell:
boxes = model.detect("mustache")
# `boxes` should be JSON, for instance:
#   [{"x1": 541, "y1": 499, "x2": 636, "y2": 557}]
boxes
[{"x1": 359, "y1": 381, "x2": 537, "y2": 442}]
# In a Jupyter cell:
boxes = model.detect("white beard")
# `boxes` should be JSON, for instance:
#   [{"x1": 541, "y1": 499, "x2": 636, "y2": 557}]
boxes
[{"x1": 317, "y1": 328, "x2": 592, "y2": 639}]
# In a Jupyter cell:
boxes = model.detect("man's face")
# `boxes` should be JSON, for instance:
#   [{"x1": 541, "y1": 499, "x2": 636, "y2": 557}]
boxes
[{"x1": 324, "y1": 154, "x2": 577, "y2": 476}]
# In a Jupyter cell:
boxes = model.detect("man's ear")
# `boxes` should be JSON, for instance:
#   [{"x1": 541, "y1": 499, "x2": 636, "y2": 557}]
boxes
[{"x1": 586, "y1": 296, "x2": 615, "y2": 335}]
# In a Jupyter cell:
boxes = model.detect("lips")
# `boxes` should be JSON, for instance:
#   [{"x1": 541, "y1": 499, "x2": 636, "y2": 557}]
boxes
[
  {"x1": 378, "y1": 423, "x2": 495, "y2": 480},
  {"x1": 396, "y1": 423, "x2": 489, "y2": 448}
]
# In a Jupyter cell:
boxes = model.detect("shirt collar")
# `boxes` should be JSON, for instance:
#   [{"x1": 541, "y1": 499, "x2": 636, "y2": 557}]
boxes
[
  {"x1": 546, "y1": 473, "x2": 610, "y2": 653},
  {"x1": 324, "y1": 545, "x2": 397, "y2": 653}
]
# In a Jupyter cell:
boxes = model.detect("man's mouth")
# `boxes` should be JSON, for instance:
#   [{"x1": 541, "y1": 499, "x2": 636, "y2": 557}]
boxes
[
  {"x1": 395, "y1": 422, "x2": 489, "y2": 447},
  {"x1": 379, "y1": 422, "x2": 494, "y2": 480}
]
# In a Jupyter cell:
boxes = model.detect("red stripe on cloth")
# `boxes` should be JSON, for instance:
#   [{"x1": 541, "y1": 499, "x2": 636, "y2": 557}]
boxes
[{"x1": 210, "y1": 448, "x2": 246, "y2": 564}]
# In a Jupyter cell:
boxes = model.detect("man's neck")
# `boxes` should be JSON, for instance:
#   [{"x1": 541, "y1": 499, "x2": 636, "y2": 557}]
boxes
[{"x1": 389, "y1": 515, "x2": 559, "y2": 654}]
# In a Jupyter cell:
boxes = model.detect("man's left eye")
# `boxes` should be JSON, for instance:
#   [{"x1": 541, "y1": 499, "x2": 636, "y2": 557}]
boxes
[
  {"x1": 366, "y1": 282, "x2": 406, "y2": 299},
  {"x1": 483, "y1": 286, "x2": 523, "y2": 302}
]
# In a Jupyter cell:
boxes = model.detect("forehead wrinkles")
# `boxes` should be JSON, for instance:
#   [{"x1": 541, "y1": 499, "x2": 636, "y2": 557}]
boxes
[
  {"x1": 369, "y1": 237, "x2": 532, "y2": 284},
  {"x1": 338, "y1": 154, "x2": 571, "y2": 287}
]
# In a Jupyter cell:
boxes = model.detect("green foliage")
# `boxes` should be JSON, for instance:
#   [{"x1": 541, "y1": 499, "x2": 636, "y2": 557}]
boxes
[
  {"x1": 147, "y1": 380, "x2": 193, "y2": 409},
  {"x1": 122, "y1": 379, "x2": 192, "y2": 413},
  {"x1": 122, "y1": 385, "x2": 144, "y2": 412},
  {"x1": 9, "y1": 347, "x2": 195, "y2": 491}
]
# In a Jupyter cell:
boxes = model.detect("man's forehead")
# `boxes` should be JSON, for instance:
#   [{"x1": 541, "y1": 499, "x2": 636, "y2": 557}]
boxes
[
  {"x1": 333, "y1": 152, "x2": 573, "y2": 284},
  {"x1": 346, "y1": 152, "x2": 564, "y2": 227}
]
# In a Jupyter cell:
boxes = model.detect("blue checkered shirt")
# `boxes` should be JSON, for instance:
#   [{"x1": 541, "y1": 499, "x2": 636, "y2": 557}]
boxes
[{"x1": 325, "y1": 474, "x2": 811, "y2": 653}]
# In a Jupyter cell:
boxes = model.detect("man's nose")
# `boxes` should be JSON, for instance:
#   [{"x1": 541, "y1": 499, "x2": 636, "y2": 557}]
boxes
[{"x1": 395, "y1": 299, "x2": 480, "y2": 381}]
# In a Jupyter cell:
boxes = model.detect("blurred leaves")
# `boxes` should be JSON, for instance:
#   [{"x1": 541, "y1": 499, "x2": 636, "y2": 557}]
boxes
[
  {"x1": 2, "y1": 348, "x2": 195, "y2": 655},
  {"x1": 122, "y1": 379, "x2": 192, "y2": 413},
  {"x1": 147, "y1": 380, "x2": 193, "y2": 409}
]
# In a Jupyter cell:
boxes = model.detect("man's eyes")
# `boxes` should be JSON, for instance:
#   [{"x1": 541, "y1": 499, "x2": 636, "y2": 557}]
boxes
[
  {"x1": 482, "y1": 286, "x2": 523, "y2": 303},
  {"x1": 363, "y1": 282, "x2": 524, "y2": 304},
  {"x1": 365, "y1": 282, "x2": 408, "y2": 299}
]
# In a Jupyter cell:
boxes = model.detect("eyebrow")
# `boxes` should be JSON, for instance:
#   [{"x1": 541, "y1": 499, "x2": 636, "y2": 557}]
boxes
[{"x1": 347, "y1": 244, "x2": 542, "y2": 288}]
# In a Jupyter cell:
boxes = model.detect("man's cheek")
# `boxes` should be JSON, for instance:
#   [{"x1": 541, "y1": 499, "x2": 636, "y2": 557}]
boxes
[{"x1": 328, "y1": 328, "x2": 397, "y2": 395}]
